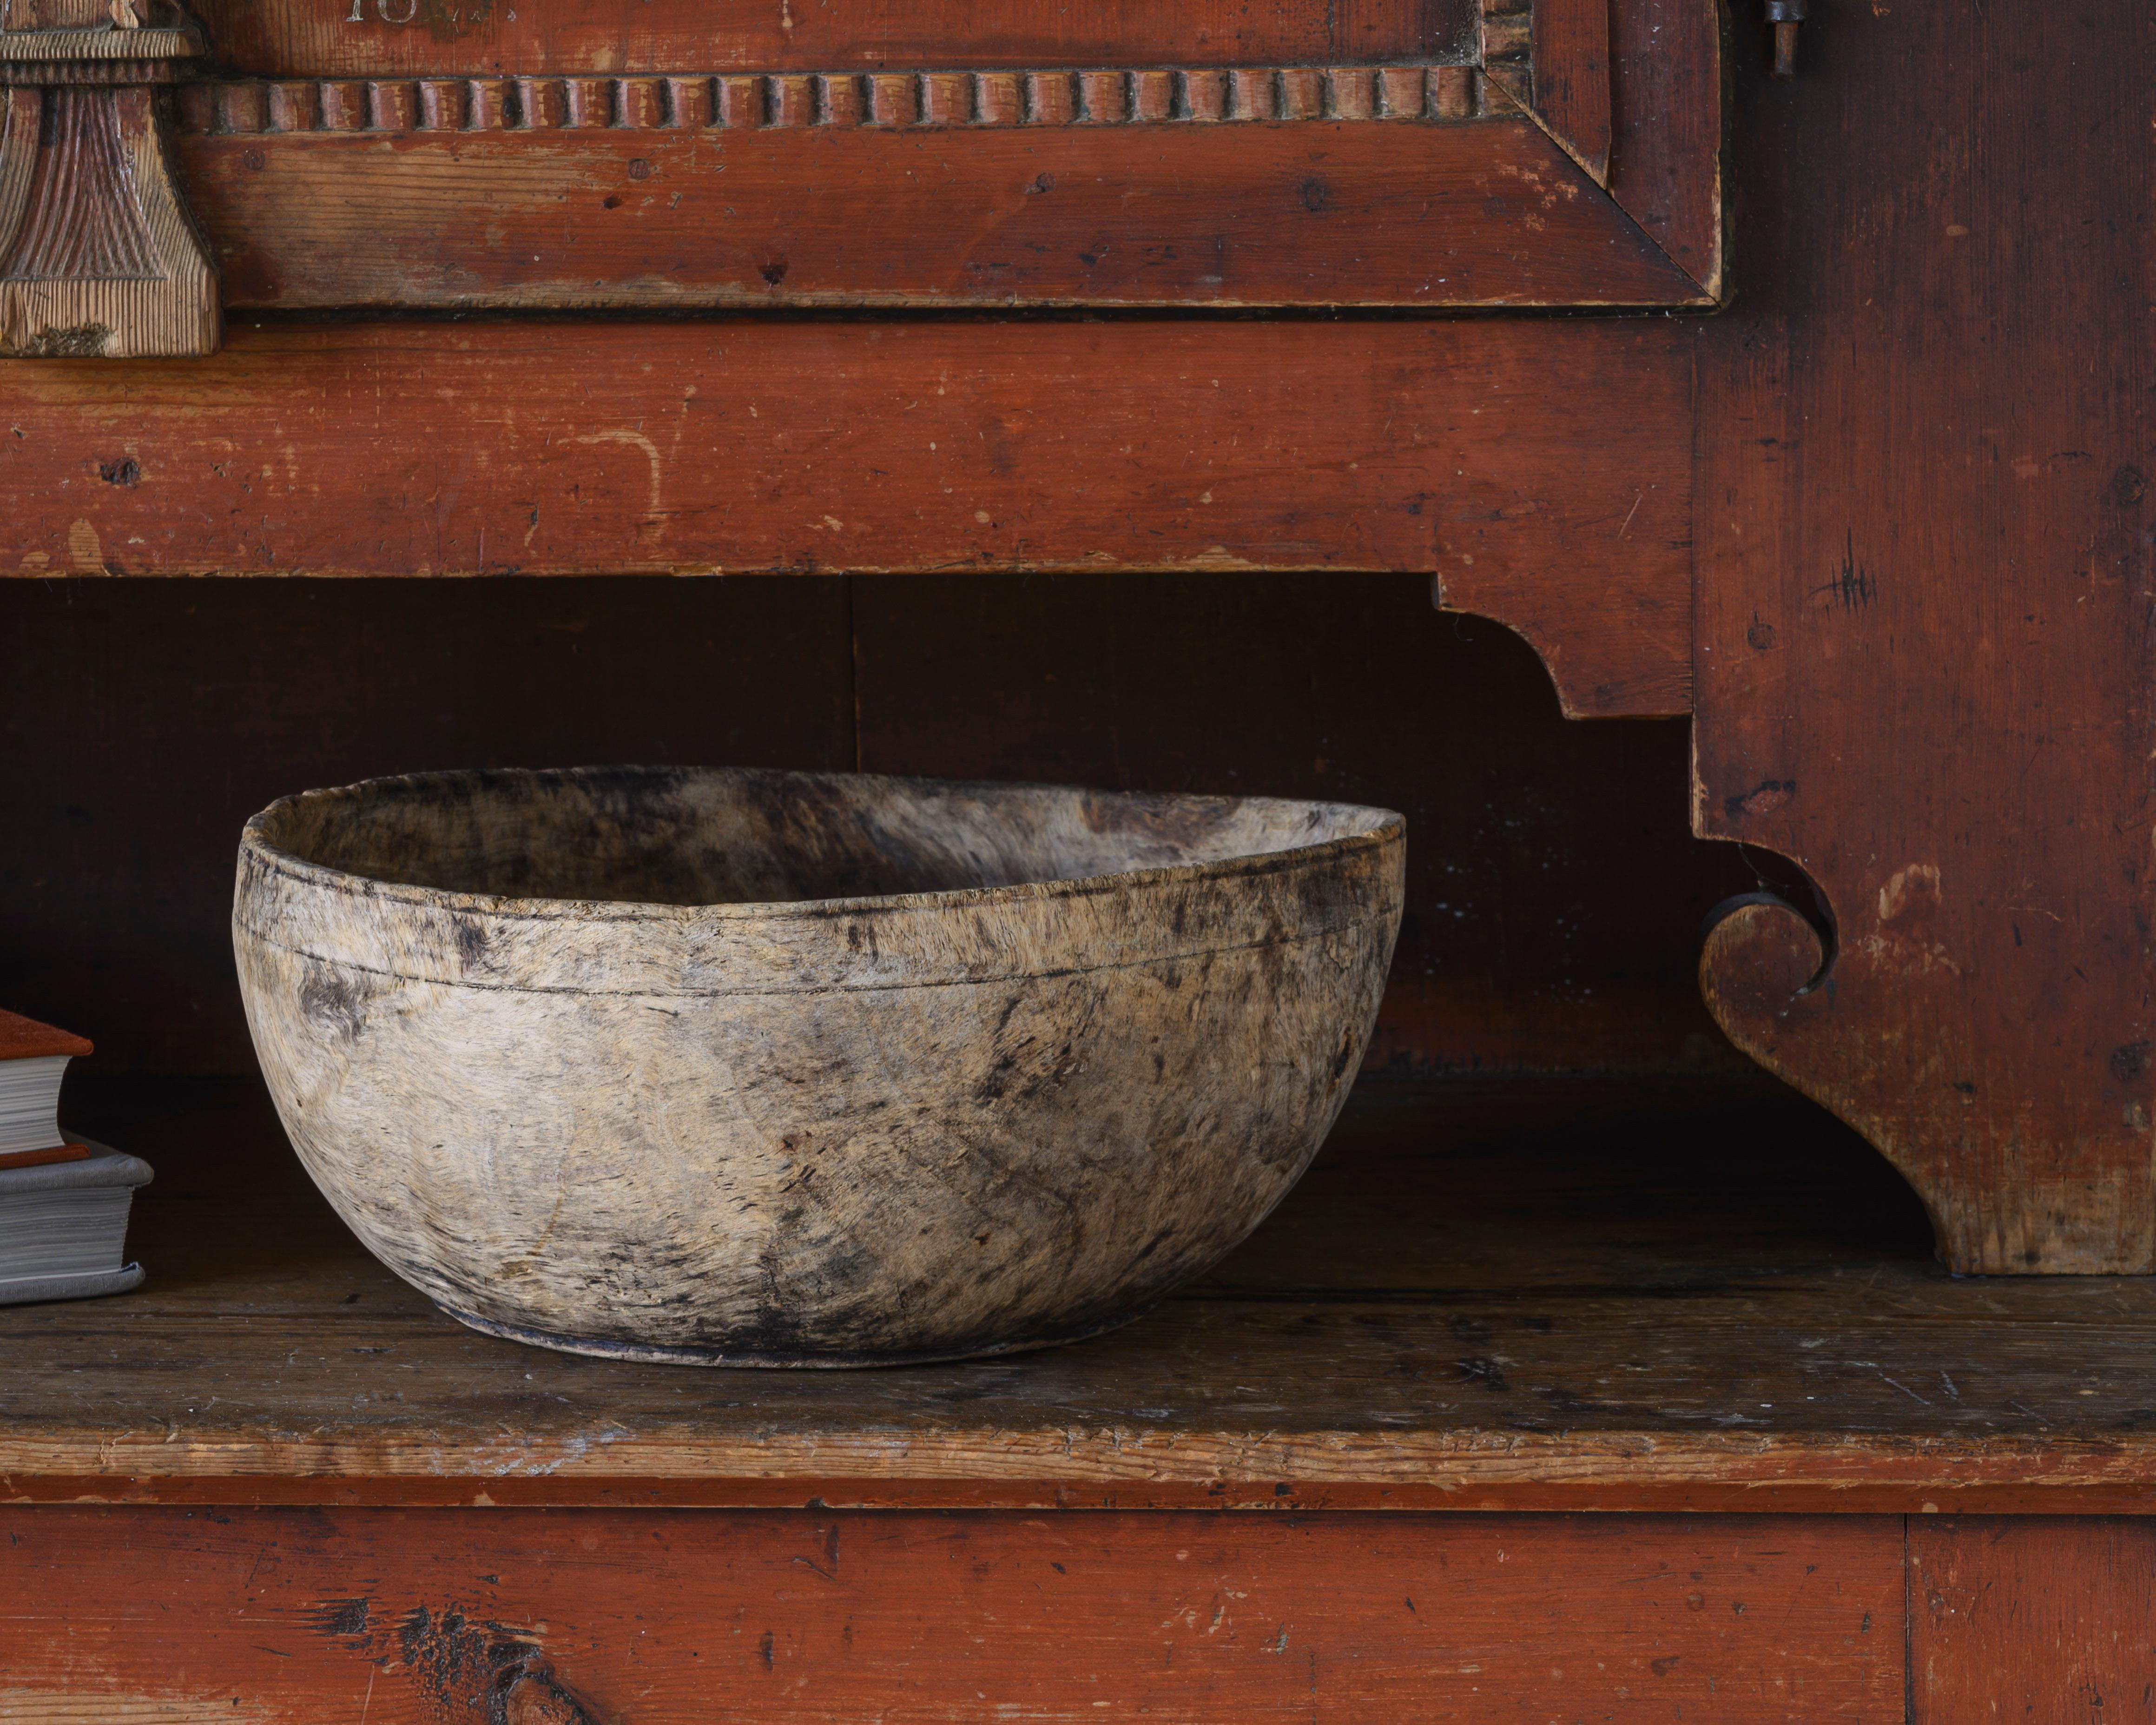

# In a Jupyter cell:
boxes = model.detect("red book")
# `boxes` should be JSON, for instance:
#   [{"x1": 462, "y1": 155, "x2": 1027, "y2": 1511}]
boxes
[
  {"x1": 0, "y1": 1144, "x2": 92, "y2": 1172},
  {"x1": 0, "y1": 1010, "x2": 92, "y2": 1063},
  {"x1": 0, "y1": 1009, "x2": 93, "y2": 1159},
  {"x1": 0, "y1": 1011, "x2": 144, "y2": 1310}
]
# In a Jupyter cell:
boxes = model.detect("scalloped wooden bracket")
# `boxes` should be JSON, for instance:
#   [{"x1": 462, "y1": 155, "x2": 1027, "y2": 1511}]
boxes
[
  {"x1": 0, "y1": 0, "x2": 218, "y2": 357},
  {"x1": 1701, "y1": 883, "x2": 2156, "y2": 1278}
]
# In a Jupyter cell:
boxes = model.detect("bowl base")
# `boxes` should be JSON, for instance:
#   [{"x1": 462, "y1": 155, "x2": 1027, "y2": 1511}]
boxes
[{"x1": 435, "y1": 1301, "x2": 1153, "y2": 1369}]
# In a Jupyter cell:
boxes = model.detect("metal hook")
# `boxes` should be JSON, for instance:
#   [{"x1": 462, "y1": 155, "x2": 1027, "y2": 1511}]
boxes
[{"x1": 1766, "y1": 0, "x2": 1806, "y2": 77}]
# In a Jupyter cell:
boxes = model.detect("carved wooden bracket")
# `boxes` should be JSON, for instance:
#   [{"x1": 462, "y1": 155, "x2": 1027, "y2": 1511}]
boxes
[{"x1": 0, "y1": 0, "x2": 218, "y2": 356}]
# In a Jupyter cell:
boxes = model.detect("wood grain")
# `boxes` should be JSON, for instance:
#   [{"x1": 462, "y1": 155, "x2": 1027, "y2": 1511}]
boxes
[
  {"x1": 134, "y1": 4, "x2": 1721, "y2": 318},
  {"x1": 0, "y1": 0, "x2": 221, "y2": 358},
  {"x1": 4, "y1": 2, "x2": 1725, "y2": 326},
  {"x1": 7, "y1": 1075, "x2": 2156, "y2": 1513},
  {"x1": 0, "y1": 318, "x2": 1694, "y2": 715},
  {"x1": 1909, "y1": 1519, "x2": 2156, "y2": 1722},
  {"x1": 1508, "y1": 0, "x2": 1611, "y2": 183},
  {"x1": 4, "y1": 86, "x2": 160, "y2": 277},
  {"x1": 167, "y1": 112, "x2": 1702, "y2": 311},
  {"x1": 185, "y1": 0, "x2": 1485, "y2": 80},
  {"x1": 0, "y1": 1505, "x2": 1905, "y2": 1722},
  {"x1": 0, "y1": 84, "x2": 219, "y2": 357},
  {"x1": 1692, "y1": 0, "x2": 2156, "y2": 1270},
  {"x1": 1604, "y1": 0, "x2": 1721, "y2": 297}
]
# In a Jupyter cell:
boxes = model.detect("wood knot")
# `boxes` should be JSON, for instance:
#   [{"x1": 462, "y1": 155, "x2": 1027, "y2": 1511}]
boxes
[{"x1": 501, "y1": 1659, "x2": 602, "y2": 1725}]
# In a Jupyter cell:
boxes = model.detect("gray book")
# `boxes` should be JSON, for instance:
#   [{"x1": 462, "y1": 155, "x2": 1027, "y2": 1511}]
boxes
[{"x1": 0, "y1": 1137, "x2": 152, "y2": 1307}]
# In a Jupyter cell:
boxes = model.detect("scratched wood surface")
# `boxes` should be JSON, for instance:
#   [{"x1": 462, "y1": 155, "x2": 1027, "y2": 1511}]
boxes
[
  {"x1": 1908, "y1": 1518, "x2": 2156, "y2": 1724},
  {"x1": 170, "y1": 111, "x2": 1703, "y2": 311},
  {"x1": 230, "y1": 766, "x2": 1403, "y2": 1368},
  {"x1": 8, "y1": 1074, "x2": 2156, "y2": 1513},
  {"x1": 0, "y1": 1507, "x2": 1903, "y2": 1723},
  {"x1": 1602, "y1": 0, "x2": 1721, "y2": 297},
  {"x1": 1510, "y1": 0, "x2": 1611, "y2": 182},
  {"x1": 0, "y1": 318, "x2": 1695, "y2": 717}
]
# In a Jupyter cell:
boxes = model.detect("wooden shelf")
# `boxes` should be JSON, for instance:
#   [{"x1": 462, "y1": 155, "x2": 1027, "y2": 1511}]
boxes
[{"x1": 7, "y1": 1073, "x2": 2155, "y2": 1516}]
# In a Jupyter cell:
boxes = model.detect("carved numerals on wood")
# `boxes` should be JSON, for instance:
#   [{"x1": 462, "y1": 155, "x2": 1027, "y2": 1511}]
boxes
[{"x1": 0, "y1": 0, "x2": 218, "y2": 357}]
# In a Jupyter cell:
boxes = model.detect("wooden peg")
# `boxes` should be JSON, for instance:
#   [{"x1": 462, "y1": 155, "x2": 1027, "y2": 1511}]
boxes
[{"x1": 1766, "y1": 0, "x2": 1806, "y2": 77}]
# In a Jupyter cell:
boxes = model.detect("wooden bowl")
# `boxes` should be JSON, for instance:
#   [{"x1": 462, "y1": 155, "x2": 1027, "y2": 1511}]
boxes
[{"x1": 232, "y1": 767, "x2": 1404, "y2": 1366}]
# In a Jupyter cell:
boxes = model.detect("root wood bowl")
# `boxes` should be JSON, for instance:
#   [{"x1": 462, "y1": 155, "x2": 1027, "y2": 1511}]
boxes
[{"x1": 233, "y1": 767, "x2": 1404, "y2": 1366}]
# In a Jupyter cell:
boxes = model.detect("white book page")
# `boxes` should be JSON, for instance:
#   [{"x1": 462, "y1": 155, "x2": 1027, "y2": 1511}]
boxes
[{"x1": 0, "y1": 1056, "x2": 68, "y2": 1156}]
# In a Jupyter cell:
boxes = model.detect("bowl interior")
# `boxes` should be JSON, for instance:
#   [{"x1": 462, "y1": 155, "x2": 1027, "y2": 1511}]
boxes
[{"x1": 251, "y1": 767, "x2": 1389, "y2": 907}]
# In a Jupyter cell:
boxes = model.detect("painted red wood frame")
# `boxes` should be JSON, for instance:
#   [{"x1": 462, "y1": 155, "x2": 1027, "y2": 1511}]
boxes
[
  {"x1": 154, "y1": 0, "x2": 1721, "y2": 310},
  {"x1": 5, "y1": 1507, "x2": 2138, "y2": 1720},
  {"x1": 0, "y1": 1508, "x2": 1905, "y2": 1723}
]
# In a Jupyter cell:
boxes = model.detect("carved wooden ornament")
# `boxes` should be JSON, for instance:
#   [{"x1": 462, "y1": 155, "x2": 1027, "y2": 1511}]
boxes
[{"x1": 0, "y1": 0, "x2": 218, "y2": 357}]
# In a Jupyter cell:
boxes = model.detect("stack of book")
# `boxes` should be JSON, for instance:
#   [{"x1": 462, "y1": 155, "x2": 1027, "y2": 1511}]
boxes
[{"x1": 0, "y1": 1009, "x2": 151, "y2": 1306}]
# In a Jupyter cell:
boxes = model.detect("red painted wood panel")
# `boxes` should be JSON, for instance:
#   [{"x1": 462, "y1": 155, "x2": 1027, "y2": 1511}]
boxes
[
  {"x1": 0, "y1": 318, "x2": 1695, "y2": 715},
  {"x1": 1910, "y1": 1517, "x2": 2156, "y2": 1723},
  {"x1": 1528, "y1": 0, "x2": 1613, "y2": 181},
  {"x1": 172, "y1": 115, "x2": 1698, "y2": 311},
  {"x1": 1604, "y1": 0, "x2": 1721, "y2": 295},
  {"x1": 0, "y1": 1508, "x2": 1905, "y2": 1721},
  {"x1": 1693, "y1": 0, "x2": 2156, "y2": 1270}
]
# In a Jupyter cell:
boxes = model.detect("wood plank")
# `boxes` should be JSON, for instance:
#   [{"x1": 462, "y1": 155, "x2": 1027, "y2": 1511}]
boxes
[
  {"x1": 0, "y1": 318, "x2": 1695, "y2": 716},
  {"x1": 185, "y1": 0, "x2": 1483, "y2": 79},
  {"x1": 1604, "y1": 0, "x2": 1721, "y2": 296},
  {"x1": 6, "y1": 1077, "x2": 2156, "y2": 1511},
  {"x1": 1692, "y1": 0, "x2": 2156, "y2": 1269},
  {"x1": 1910, "y1": 1518, "x2": 2156, "y2": 1722},
  {"x1": 167, "y1": 112, "x2": 1702, "y2": 311},
  {"x1": 1503, "y1": 0, "x2": 1613, "y2": 183},
  {"x1": 0, "y1": 1506, "x2": 1905, "y2": 1722}
]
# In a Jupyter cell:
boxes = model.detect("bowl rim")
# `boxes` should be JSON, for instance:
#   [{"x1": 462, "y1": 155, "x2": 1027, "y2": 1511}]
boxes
[{"x1": 238, "y1": 765, "x2": 1405, "y2": 926}]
